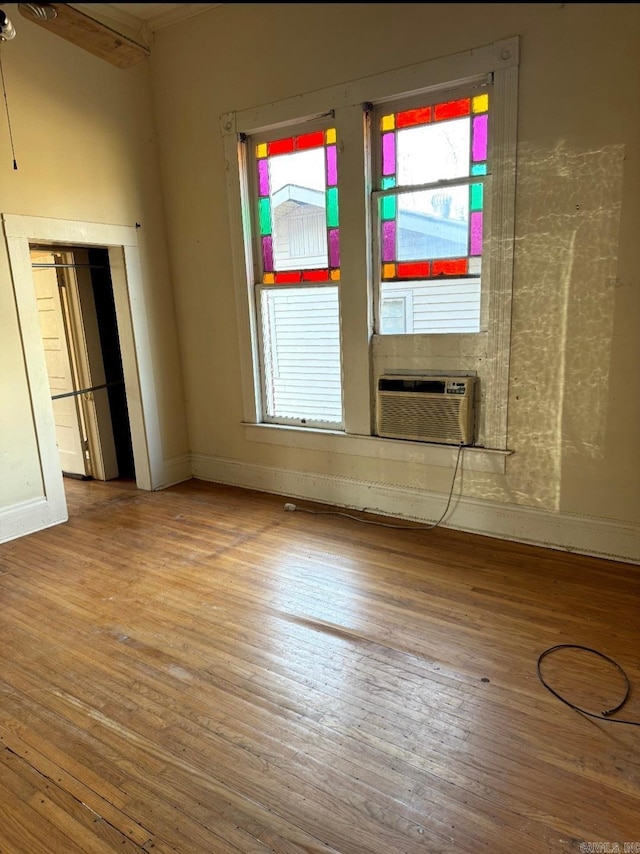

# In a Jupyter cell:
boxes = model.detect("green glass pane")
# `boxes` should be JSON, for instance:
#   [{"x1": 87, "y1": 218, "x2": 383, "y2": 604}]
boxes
[
  {"x1": 471, "y1": 163, "x2": 487, "y2": 175},
  {"x1": 258, "y1": 198, "x2": 272, "y2": 235},
  {"x1": 381, "y1": 194, "x2": 396, "y2": 221},
  {"x1": 381, "y1": 176, "x2": 396, "y2": 190},
  {"x1": 470, "y1": 183, "x2": 483, "y2": 211},
  {"x1": 327, "y1": 187, "x2": 339, "y2": 227}
]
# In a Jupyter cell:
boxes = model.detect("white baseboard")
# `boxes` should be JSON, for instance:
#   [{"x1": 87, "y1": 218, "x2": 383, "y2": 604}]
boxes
[
  {"x1": 153, "y1": 454, "x2": 192, "y2": 490},
  {"x1": 0, "y1": 496, "x2": 68, "y2": 545},
  {"x1": 191, "y1": 453, "x2": 640, "y2": 565}
]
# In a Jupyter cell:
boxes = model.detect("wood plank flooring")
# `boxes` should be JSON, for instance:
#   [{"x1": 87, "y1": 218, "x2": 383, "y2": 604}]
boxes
[{"x1": 0, "y1": 477, "x2": 639, "y2": 853}]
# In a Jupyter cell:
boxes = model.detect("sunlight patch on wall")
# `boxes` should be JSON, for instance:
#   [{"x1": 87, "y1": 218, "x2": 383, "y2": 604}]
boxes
[{"x1": 465, "y1": 142, "x2": 624, "y2": 511}]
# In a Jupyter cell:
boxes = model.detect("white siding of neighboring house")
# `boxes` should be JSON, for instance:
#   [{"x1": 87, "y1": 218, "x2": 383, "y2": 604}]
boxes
[{"x1": 260, "y1": 286, "x2": 342, "y2": 424}]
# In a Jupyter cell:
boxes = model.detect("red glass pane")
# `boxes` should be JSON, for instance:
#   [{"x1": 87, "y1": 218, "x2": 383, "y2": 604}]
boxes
[
  {"x1": 432, "y1": 258, "x2": 468, "y2": 276},
  {"x1": 397, "y1": 262, "x2": 430, "y2": 278},
  {"x1": 434, "y1": 98, "x2": 471, "y2": 121},
  {"x1": 396, "y1": 106, "x2": 432, "y2": 128},
  {"x1": 274, "y1": 271, "x2": 302, "y2": 284},
  {"x1": 268, "y1": 137, "x2": 295, "y2": 156},
  {"x1": 302, "y1": 269, "x2": 329, "y2": 281},
  {"x1": 296, "y1": 131, "x2": 325, "y2": 150}
]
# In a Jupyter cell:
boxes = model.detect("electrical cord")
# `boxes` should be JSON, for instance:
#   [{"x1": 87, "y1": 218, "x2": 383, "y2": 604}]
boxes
[
  {"x1": 537, "y1": 644, "x2": 640, "y2": 726},
  {"x1": 283, "y1": 443, "x2": 464, "y2": 530}
]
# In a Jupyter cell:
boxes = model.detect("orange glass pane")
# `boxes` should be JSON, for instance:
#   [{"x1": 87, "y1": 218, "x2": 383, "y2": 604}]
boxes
[
  {"x1": 262, "y1": 273, "x2": 275, "y2": 284},
  {"x1": 382, "y1": 263, "x2": 396, "y2": 279},
  {"x1": 434, "y1": 98, "x2": 470, "y2": 121},
  {"x1": 303, "y1": 269, "x2": 329, "y2": 281},
  {"x1": 432, "y1": 258, "x2": 468, "y2": 276},
  {"x1": 268, "y1": 137, "x2": 295, "y2": 156},
  {"x1": 330, "y1": 269, "x2": 340, "y2": 281},
  {"x1": 274, "y1": 271, "x2": 302, "y2": 284},
  {"x1": 397, "y1": 106, "x2": 432, "y2": 128},
  {"x1": 397, "y1": 262, "x2": 430, "y2": 278},
  {"x1": 296, "y1": 131, "x2": 325, "y2": 150}
]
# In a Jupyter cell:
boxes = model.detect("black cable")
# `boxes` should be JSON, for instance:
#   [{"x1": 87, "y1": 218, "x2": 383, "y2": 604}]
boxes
[
  {"x1": 537, "y1": 644, "x2": 640, "y2": 727},
  {"x1": 284, "y1": 443, "x2": 464, "y2": 530},
  {"x1": 0, "y1": 46, "x2": 17, "y2": 169}
]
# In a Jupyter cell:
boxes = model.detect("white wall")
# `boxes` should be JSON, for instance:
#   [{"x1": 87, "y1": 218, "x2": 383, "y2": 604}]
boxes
[{"x1": 0, "y1": 2, "x2": 189, "y2": 541}]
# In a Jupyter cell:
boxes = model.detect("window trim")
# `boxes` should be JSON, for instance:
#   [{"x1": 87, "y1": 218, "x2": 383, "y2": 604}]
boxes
[{"x1": 222, "y1": 36, "x2": 518, "y2": 458}]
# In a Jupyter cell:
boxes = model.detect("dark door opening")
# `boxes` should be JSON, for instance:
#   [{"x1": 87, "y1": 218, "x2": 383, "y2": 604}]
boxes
[{"x1": 87, "y1": 247, "x2": 135, "y2": 479}]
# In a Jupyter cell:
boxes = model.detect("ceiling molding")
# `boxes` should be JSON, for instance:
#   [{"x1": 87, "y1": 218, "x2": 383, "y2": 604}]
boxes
[{"x1": 72, "y1": 3, "x2": 221, "y2": 36}]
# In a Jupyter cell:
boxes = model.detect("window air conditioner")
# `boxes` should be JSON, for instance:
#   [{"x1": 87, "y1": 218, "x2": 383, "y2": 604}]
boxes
[{"x1": 376, "y1": 375, "x2": 477, "y2": 446}]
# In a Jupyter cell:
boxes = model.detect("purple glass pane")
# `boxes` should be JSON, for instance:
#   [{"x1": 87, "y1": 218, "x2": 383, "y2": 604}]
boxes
[
  {"x1": 329, "y1": 228, "x2": 340, "y2": 268},
  {"x1": 327, "y1": 145, "x2": 338, "y2": 186},
  {"x1": 472, "y1": 114, "x2": 488, "y2": 163},
  {"x1": 382, "y1": 133, "x2": 396, "y2": 176},
  {"x1": 258, "y1": 159, "x2": 269, "y2": 196},
  {"x1": 470, "y1": 211, "x2": 483, "y2": 256},
  {"x1": 262, "y1": 235, "x2": 274, "y2": 271},
  {"x1": 382, "y1": 220, "x2": 396, "y2": 262}
]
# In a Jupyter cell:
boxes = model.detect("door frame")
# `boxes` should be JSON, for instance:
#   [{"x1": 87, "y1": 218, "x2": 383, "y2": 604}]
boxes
[{"x1": 4, "y1": 214, "x2": 161, "y2": 530}]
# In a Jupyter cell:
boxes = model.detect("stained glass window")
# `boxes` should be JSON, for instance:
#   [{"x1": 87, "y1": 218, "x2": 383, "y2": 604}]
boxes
[
  {"x1": 378, "y1": 92, "x2": 489, "y2": 283},
  {"x1": 255, "y1": 128, "x2": 340, "y2": 285}
]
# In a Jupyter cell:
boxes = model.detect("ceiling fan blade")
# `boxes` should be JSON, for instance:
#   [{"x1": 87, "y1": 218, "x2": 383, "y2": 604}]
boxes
[{"x1": 18, "y1": 3, "x2": 150, "y2": 69}]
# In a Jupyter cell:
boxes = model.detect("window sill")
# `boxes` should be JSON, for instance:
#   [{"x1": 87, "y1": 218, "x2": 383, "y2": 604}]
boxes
[{"x1": 243, "y1": 423, "x2": 511, "y2": 474}]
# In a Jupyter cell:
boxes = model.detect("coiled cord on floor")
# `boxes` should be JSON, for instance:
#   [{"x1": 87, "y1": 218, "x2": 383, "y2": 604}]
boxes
[{"x1": 537, "y1": 644, "x2": 640, "y2": 726}]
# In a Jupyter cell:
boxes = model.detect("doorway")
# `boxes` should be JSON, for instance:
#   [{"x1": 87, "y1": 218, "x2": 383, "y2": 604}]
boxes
[{"x1": 32, "y1": 245, "x2": 135, "y2": 484}]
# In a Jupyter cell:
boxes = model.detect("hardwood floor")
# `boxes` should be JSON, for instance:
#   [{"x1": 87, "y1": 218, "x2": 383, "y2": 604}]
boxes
[{"x1": 1, "y1": 477, "x2": 639, "y2": 853}]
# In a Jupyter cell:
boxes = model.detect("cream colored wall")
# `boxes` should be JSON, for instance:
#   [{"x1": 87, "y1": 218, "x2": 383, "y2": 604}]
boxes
[
  {"x1": 148, "y1": 2, "x2": 640, "y2": 534},
  {"x1": 0, "y1": 3, "x2": 188, "y2": 518}
]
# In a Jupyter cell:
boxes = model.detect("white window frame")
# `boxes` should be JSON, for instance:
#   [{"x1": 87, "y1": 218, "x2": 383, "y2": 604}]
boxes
[{"x1": 221, "y1": 36, "x2": 518, "y2": 470}]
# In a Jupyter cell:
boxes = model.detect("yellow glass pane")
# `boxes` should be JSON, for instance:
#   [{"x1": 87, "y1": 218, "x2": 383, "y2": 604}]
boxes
[
  {"x1": 256, "y1": 142, "x2": 268, "y2": 158},
  {"x1": 330, "y1": 269, "x2": 340, "y2": 281},
  {"x1": 263, "y1": 272, "x2": 275, "y2": 284},
  {"x1": 381, "y1": 114, "x2": 395, "y2": 131},
  {"x1": 382, "y1": 263, "x2": 396, "y2": 279},
  {"x1": 325, "y1": 128, "x2": 336, "y2": 144},
  {"x1": 472, "y1": 94, "x2": 489, "y2": 114}
]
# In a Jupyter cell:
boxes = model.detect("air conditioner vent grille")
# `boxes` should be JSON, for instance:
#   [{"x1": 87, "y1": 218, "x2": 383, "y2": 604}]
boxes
[{"x1": 376, "y1": 375, "x2": 476, "y2": 445}]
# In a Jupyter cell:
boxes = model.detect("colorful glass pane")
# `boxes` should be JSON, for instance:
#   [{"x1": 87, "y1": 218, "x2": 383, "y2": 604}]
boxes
[
  {"x1": 327, "y1": 146, "x2": 338, "y2": 186},
  {"x1": 432, "y1": 258, "x2": 468, "y2": 276},
  {"x1": 256, "y1": 126, "x2": 340, "y2": 285},
  {"x1": 434, "y1": 98, "x2": 470, "y2": 121},
  {"x1": 382, "y1": 221, "x2": 395, "y2": 263},
  {"x1": 297, "y1": 130, "x2": 325, "y2": 150},
  {"x1": 262, "y1": 235, "x2": 273, "y2": 271},
  {"x1": 327, "y1": 187, "x2": 339, "y2": 227},
  {"x1": 303, "y1": 269, "x2": 329, "y2": 281},
  {"x1": 398, "y1": 262, "x2": 430, "y2": 278},
  {"x1": 381, "y1": 195, "x2": 396, "y2": 221},
  {"x1": 378, "y1": 90, "x2": 489, "y2": 283},
  {"x1": 470, "y1": 212, "x2": 483, "y2": 256},
  {"x1": 397, "y1": 106, "x2": 432, "y2": 128},
  {"x1": 274, "y1": 271, "x2": 302, "y2": 284},
  {"x1": 258, "y1": 159, "x2": 269, "y2": 196},
  {"x1": 470, "y1": 183, "x2": 483, "y2": 211},
  {"x1": 472, "y1": 93, "x2": 489, "y2": 114},
  {"x1": 268, "y1": 137, "x2": 295, "y2": 156},
  {"x1": 382, "y1": 133, "x2": 395, "y2": 176},
  {"x1": 472, "y1": 114, "x2": 488, "y2": 162},
  {"x1": 329, "y1": 229, "x2": 340, "y2": 268},
  {"x1": 258, "y1": 198, "x2": 271, "y2": 236}
]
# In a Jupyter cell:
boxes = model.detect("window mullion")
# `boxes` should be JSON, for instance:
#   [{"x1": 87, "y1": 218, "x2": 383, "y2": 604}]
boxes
[{"x1": 333, "y1": 104, "x2": 374, "y2": 436}]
